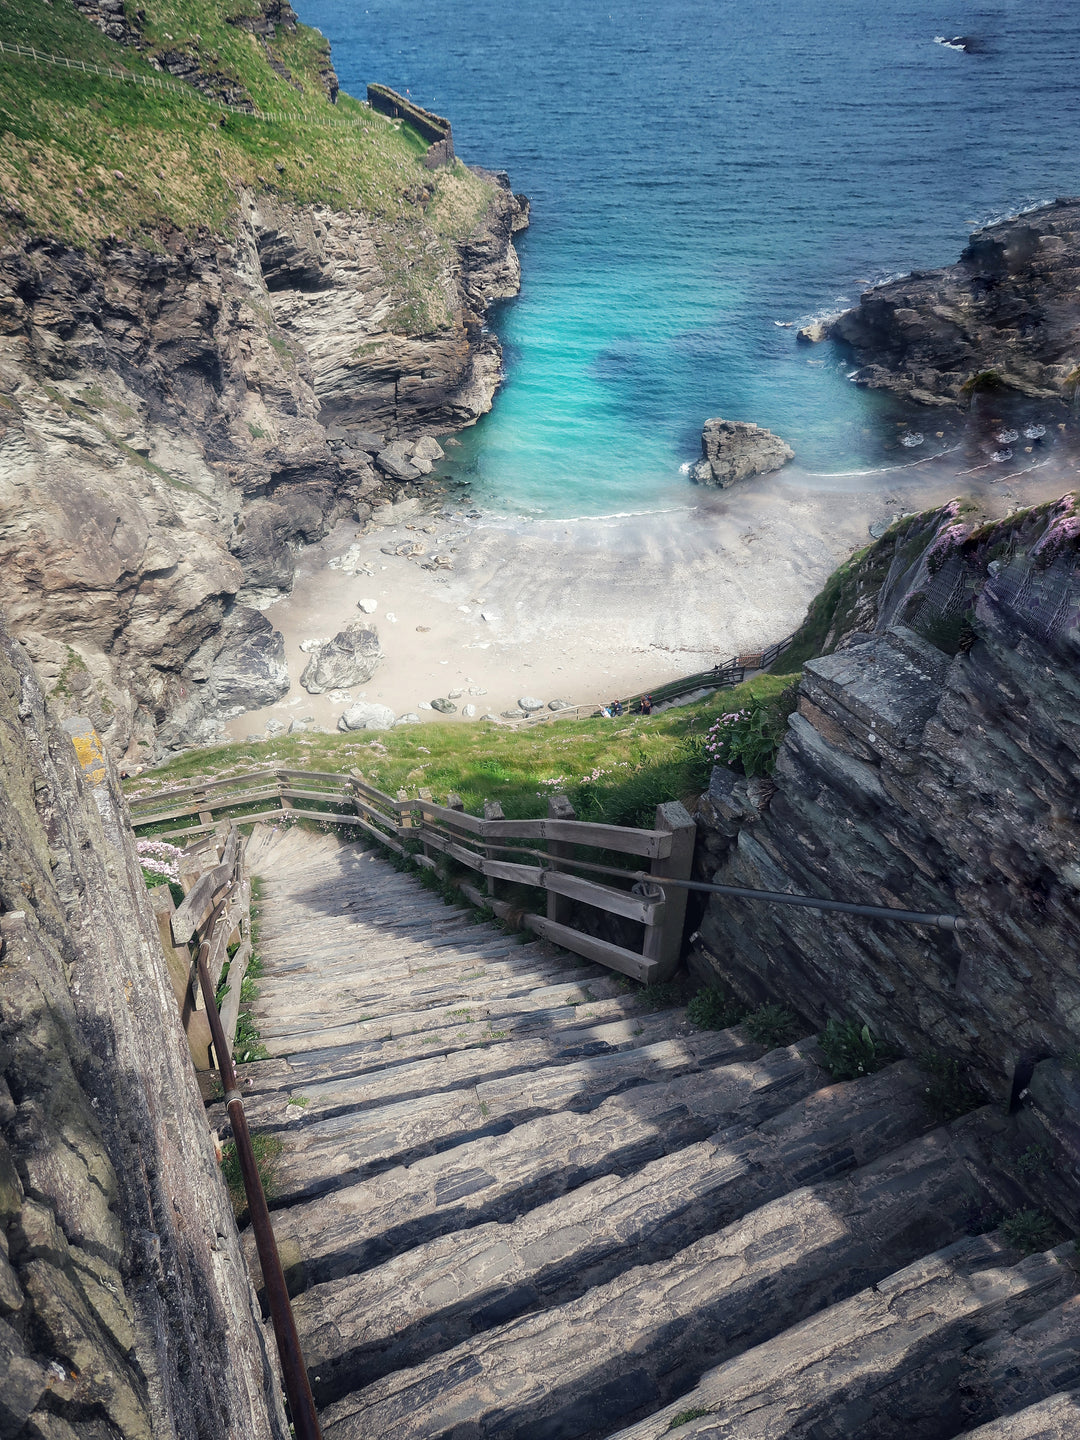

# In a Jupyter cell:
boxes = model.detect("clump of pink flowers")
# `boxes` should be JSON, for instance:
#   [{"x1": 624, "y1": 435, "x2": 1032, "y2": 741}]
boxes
[
  {"x1": 705, "y1": 710, "x2": 747, "y2": 763},
  {"x1": 136, "y1": 839, "x2": 186, "y2": 883}
]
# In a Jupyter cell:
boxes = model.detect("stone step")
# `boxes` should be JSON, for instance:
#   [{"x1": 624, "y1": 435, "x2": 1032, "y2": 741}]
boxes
[
  {"x1": 248, "y1": 1043, "x2": 825, "y2": 1291},
  {"x1": 252, "y1": 955, "x2": 595, "y2": 1024},
  {"x1": 952, "y1": 1390, "x2": 1080, "y2": 1440},
  {"x1": 601, "y1": 1242, "x2": 1080, "y2": 1440},
  {"x1": 236, "y1": 992, "x2": 680, "y2": 1086},
  {"x1": 317, "y1": 1117, "x2": 1008, "y2": 1440},
  {"x1": 260, "y1": 1027, "x2": 761, "y2": 1202},
  {"x1": 227, "y1": 1010, "x2": 696, "y2": 1126},
  {"x1": 296, "y1": 1060, "x2": 936, "y2": 1404},
  {"x1": 943, "y1": 1292, "x2": 1080, "y2": 1436},
  {"x1": 256, "y1": 974, "x2": 631, "y2": 1057}
]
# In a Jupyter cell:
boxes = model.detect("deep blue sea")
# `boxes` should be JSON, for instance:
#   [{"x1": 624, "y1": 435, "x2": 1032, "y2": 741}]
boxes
[{"x1": 298, "y1": 0, "x2": 1080, "y2": 517}]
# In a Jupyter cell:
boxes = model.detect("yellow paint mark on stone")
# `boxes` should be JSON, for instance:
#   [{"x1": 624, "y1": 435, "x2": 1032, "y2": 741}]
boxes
[{"x1": 71, "y1": 726, "x2": 107, "y2": 785}]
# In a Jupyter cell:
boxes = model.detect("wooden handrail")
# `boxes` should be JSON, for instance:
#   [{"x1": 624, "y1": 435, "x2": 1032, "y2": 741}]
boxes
[{"x1": 131, "y1": 772, "x2": 695, "y2": 984}]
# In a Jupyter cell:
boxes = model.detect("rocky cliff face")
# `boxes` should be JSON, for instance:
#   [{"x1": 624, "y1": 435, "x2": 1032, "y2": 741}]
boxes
[
  {"x1": 0, "y1": 610, "x2": 286, "y2": 1439},
  {"x1": 829, "y1": 198, "x2": 1080, "y2": 405},
  {"x1": 693, "y1": 494, "x2": 1080, "y2": 1100},
  {"x1": 0, "y1": 178, "x2": 526, "y2": 766}
]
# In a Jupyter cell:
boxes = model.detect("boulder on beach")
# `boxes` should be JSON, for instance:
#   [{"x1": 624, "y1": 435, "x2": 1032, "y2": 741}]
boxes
[
  {"x1": 548, "y1": 698, "x2": 573, "y2": 711},
  {"x1": 300, "y1": 622, "x2": 382, "y2": 694},
  {"x1": 518, "y1": 696, "x2": 544, "y2": 712},
  {"x1": 375, "y1": 440, "x2": 422, "y2": 483},
  {"x1": 690, "y1": 417, "x2": 794, "y2": 489},
  {"x1": 338, "y1": 701, "x2": 396, "y2": 732},
  {"x1": 357, "y1": 598, "x2": 378, "y2": 614},
  {"x1": 431, "y1": 697, "x2": 457, "y2": 713}
]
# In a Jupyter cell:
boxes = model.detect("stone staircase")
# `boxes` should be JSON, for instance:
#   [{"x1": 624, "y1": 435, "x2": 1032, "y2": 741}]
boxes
[{"x1": 230, "y1": 825, "x2": 1080, "y2": 1440}]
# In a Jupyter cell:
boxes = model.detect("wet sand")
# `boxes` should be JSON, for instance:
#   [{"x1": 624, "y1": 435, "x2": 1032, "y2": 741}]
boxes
[{"x1": 226, "y1": 449, "x2": 1079, "y2": 738}]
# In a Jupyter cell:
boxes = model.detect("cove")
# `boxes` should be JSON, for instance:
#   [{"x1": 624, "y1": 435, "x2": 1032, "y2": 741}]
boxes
[{"x1": 298, "y1": 0, "x2": 1080, "y2": 518}]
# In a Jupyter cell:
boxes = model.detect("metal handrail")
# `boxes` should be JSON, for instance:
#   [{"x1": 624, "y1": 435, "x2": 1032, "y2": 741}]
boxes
[
  {"x1": 192, "y1": 842, "x2": 322, "y2": 1440},
  {"x1": 645, "y1": 875, "x2": 966, "y2": 930}
]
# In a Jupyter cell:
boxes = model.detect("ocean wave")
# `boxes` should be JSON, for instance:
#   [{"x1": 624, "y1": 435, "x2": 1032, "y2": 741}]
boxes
[{"x1": 801, "y1": 443, "x2": 962, "y2": 479}]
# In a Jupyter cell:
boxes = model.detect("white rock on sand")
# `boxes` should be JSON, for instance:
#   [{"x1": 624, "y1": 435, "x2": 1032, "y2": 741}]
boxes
[
  {"x1": 338, "y1": 701, "x2": 395, "y2": 732},
  {"x1": 357, "y1": 598, "x2": 378, "y2": 614}
]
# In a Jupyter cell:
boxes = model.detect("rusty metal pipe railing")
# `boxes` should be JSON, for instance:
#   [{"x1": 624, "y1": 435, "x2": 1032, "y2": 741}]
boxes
[
  {"x1": 634, "y1": 875, "x2": 966, "y2": 931},
  {"x1": 195, "y1": 892, "x2": 322, "y2": 1440}
]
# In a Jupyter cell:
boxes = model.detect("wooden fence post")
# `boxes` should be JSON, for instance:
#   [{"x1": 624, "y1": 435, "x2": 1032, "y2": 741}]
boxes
[
  {"x1": 641, "y1": 800, "x2": 695, "y2": 982},
  {"x1": 483, "y1": 800, "x2": 504, "y2": 897},
  {"x1": 546, "y1": 794, "x2": 577, "y2": 927},
  {"x1": 277, "y1": 770, "x2": 292, "y2": 813}
]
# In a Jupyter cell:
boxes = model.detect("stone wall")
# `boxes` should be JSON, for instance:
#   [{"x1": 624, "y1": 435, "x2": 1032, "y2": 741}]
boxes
[
  {"x1": 366, "y1": 85, "x2": 455, "y2": 166},
  {"x1": 692, "y1": 495, "x2": 1080, "y2": 1101},
  {"x1": 0, "y1": 609, "x2": 287, "y2": 1439}
]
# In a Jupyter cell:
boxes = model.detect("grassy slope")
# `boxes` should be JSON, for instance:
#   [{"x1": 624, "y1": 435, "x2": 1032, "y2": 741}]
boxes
[
  {"x1": 124, "y1": 674, "x2": 796, "y2": 828},
  {"x1": 0, "y1": 0, "x2": 493, "y2": 322}
]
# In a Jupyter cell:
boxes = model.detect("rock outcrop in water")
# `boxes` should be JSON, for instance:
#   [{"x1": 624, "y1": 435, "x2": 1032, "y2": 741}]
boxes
[
  {"x1": 829, "y1": 198, "x2": 1080, "y2": 405},
  {"x1": 691, "y1": 418, "x2": 794, "y2": 488},
  {"x1": 693, "y1": 493, "x2": 1080, "y2": 1100}
]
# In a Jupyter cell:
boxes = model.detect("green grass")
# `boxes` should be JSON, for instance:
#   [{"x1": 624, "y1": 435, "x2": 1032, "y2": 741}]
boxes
[
  {"x1": 686, "y1": 985, "x2": 747, "y2": 1030},
  {"x1": 1000, "y1": 1209, "x2": 1057, "y2": 1256},
  {"x1": 668, "y1": 1410, "x2": 710, "y2": 1431},
  {"x1": 219, "y1": 1131, "x2": 283, "y2": 1222},
  {"x1": 0, "y1": 0, "x2": 496, "y2": 328},
  {"x1": 124, "y1": 672, "x2": 796, "y2": 827}
]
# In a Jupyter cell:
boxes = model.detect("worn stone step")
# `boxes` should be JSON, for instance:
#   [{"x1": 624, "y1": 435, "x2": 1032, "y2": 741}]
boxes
[
  {"x1": 602, "y1": 1242, "x2": 1080, "y2": 1440},
  {"x1": 252, "y1": 956, "x2": 595, "y2": 1025},
  {"x1": 318, "y1": 1118, "x2": 1008, "y2": 1440},
  {"x1": 952, "y1": 1390, "x2": 1080, "y2": 1440},
  {"x1": 946, "y1": 1293, "x2": 1080, "y2": 1436},
  {"x1": 236, "y1": 993, "x2": 681, "y2": 1087},
  {"x1": 248, "y1": 1043, "x2": 825, "y2": 1290},
  {"x1": 257, "y1": 974, "x2": 631, "y2": 1057},
  {"x1": 297, "y1": 1061, "x2": 936, "y2": 1403},
  {"x1": 260, "y1": 1027, "x2": 761, "y2": 1201},
  {"x1": 226, "y1": 1010, "x2": 695, "y2": 1126}
]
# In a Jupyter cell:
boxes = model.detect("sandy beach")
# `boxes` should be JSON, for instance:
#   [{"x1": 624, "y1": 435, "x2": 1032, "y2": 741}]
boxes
[{"x1": 226, "y1": 449, "x2": 1079, "y2": 740}]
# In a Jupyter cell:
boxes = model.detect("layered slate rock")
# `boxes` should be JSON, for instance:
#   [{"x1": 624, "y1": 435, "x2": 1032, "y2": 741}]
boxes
[
  {"x1": 0, "y1": 613, "x2": 286, "y2": 1438},
  {"x1": 0, "y1": 162, "x2": 526, "y2": 760},
  {"x1": 828, "y1": 197, "x2": 1080, "y2": 404},
  {"x1": 691, "y1": 417, "x2": 794, "y2": 488},
  {"x1": 694, "y1": 497, "x2": 1080, "y2": 1103}
]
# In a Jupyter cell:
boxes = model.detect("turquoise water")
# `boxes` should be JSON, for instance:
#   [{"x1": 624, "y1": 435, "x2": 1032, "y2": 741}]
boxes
[{"x1": 299, "y1": 0, "x2": 1080, "y2": 516}]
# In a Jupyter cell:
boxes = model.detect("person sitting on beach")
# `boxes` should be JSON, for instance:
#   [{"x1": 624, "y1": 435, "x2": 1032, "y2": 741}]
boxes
[
  {"x1": 612, "y1": 700, "x2": 623, "y2": 716},
  {"x1": 641, "y1": 694, "x2": 652, "y2": 715},
  {"x1": 600, "y1": 705, "x2": 612, "y2": 718}
]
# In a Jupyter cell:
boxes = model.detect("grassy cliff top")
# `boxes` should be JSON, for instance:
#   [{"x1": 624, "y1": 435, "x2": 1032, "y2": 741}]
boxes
[
  {"x1": 124, "y1": 674, "x2": 796, "y2": 830},
  {"x1": 0, "y1": 0, "x2": 494, "y2": 248}
]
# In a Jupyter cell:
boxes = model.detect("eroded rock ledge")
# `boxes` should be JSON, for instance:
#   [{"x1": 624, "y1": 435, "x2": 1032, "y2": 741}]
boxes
[
  {"x1": 0, "y1": 610, "x2": 286, "y2": 1439},
  {"x1": 0, "y1": 178, "x2": 526, "y2": 764},
  {"x1": 829, "y1": 197, "x2": 1080, "y2": 405},
  {"x1": 693, "y1": 494, "x2": 1080, "y2": 1099}
]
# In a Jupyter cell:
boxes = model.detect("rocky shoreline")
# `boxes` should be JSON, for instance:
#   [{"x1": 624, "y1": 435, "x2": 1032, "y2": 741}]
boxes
[
  {"x1": 0, "y1": 176, "x2": 527, "y2": 767},
  {"x1": 826, "y1": 197, "x2": 1080, "y2": 406}
]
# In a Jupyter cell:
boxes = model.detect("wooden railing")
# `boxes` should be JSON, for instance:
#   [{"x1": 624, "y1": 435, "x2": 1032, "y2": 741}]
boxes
[
  {"x1": 130, "y1": 770, "x2": 695, "y2": 984},
  {"x1": 616, "y1": 632, "x2": 797, "y2": 713},
  {"x1": 160, "y1": 824, "x2": 321, "y2": 1438}
]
